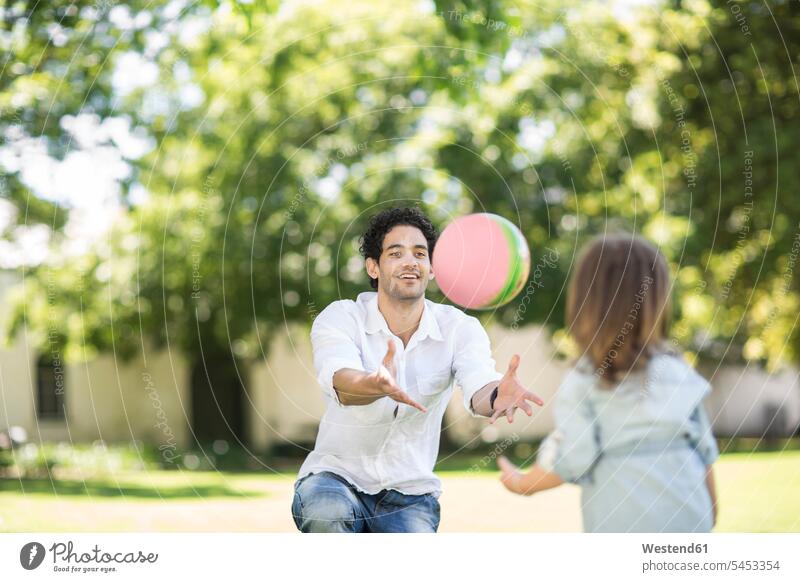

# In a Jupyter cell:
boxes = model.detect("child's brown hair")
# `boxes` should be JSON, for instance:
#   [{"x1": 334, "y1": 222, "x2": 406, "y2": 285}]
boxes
[{"x1": 566, "y1": 234, "x2": 672, "y2": 382}]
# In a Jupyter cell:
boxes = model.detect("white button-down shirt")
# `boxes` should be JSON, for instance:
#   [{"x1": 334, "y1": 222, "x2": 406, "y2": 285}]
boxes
[{"x1": 298, "y1": 292, "x2": 502, "y2": 497}]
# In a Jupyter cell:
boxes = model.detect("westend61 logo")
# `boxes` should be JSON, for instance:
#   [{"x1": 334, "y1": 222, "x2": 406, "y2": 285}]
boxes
[{"x1": 19, "y1": 541, "x2": 158, "y2": 574}]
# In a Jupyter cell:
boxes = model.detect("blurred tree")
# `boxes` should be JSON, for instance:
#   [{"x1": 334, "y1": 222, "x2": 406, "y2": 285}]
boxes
[
  {"x1": 1, "y1": 0, "x2": 139, "y2": 228},
  {"x1": 5, "y1": 0, "x2": 800, "y2": 448},
  {"x1": 645, "y1": 0, "x2": 800, "y2": 370},
  {"x1": 6, "y1": 0, "x2": 508, "y2": 444},
  {"x1": 432, "y1": 0, "x2": 800, "y2": 369}
]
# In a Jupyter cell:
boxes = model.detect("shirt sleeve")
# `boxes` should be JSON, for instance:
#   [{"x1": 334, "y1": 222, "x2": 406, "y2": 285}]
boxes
[
  {"x1": 452, "y1": 316, "x2": 503, "y2": 416},
  {"x1": 538, "y1": 371, "x2": 601, "y2": 484},
  {"x1": 689, "y1": 403, "x2": 719, "y2": 466},
  {"x1": 310, "y1": 302, "x2": 365, "y2": 406}
]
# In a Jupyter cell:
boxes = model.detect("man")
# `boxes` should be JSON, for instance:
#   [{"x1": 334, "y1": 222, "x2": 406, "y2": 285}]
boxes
[{"x1": 291, "y1": 207, "x2": 543, "y2": 532}]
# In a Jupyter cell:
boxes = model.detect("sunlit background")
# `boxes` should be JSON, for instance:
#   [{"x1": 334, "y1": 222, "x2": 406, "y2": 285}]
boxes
[{"x1": 1, "y1": 0, "x2": 798, "y2": 532}]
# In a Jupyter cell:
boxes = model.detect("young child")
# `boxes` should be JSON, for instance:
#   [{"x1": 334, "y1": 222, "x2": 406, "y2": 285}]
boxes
[{"x1": 498, "y1": 234, "x2": 719, "y2": 533}]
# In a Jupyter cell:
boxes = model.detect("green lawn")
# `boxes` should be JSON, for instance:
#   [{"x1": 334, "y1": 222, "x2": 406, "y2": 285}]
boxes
[
  {"x1": 712, "y1": 450, "x2": 800, "y2": 532},
  {"x1": 0, "y1": 451, "x2": 797, "y2": 532}
]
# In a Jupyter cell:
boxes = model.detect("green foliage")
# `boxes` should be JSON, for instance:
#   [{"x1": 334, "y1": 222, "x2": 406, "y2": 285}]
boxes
[
  {"x1": 0, "y1": 441, "x2": 167, "y2": 479},
  {"x1": 5, "y1": 0, "x2": 800, "y2": 372},
  {"x1": 2, "y1": 1, "x2": 125, "y2": 225}
]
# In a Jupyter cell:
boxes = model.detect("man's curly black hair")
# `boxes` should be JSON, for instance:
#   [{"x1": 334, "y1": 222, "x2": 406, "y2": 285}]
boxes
[{"x1": 358, "y1": 207, "x2": 438, "y2": 290}]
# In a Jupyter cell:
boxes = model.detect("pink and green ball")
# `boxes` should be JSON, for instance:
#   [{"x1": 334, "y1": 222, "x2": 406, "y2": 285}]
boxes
[{"x1": 432, "y1": 213, "x2": 531, "y2": 310}]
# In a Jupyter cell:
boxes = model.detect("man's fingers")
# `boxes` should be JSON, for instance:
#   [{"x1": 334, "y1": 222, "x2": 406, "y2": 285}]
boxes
[
  {"x1": 379, "y1": 367, "x2": 425, "y2": 413},
  {"x1": 383, "y1": 339, "x2": 396, "y2": 366},
  {"x1": 519, "y1": 400, "x2": 534, "y2": 417},
  {"x1": 506, "y1": 354, "x2": 520, "y2": 376},
  {"x1": 392, "y1": 390, "x2": 427, "y2": 413},
  {"x1": 406, "y1": 397, "x2": 428, "y2": 413},
  {"x1": 489, "y1": 408, "x2": 504, "y2": 424},
  {"x1": 506, "y1": 407, "x2": 515, "y2": 423},
  {"x1": 524, "y1": 390, "x2": 544, "y2": 407}
]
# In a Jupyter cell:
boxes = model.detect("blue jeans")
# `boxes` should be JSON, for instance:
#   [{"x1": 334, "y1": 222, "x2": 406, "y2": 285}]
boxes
[{"x1": 291, "y1": 471, "x2": 441, "y2": 533}]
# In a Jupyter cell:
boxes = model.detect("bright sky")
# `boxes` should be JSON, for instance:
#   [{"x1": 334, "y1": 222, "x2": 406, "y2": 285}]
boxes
[
  {"x1": 0, "y1": 1, "x2": 208, "y2": 268},
  {"x1": 0, "y1": 113, "x2": 154, "y2": 268}
]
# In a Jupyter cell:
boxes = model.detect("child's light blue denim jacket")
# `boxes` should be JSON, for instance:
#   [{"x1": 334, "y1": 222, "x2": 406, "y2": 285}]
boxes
[{"x1": 538, "y1": 353, "x2": 719, "y2": 532}]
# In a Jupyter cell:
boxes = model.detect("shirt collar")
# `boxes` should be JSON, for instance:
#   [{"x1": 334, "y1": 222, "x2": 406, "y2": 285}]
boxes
[{"x1": 359, "y1": 292, "x2": 443, "y2": 342}]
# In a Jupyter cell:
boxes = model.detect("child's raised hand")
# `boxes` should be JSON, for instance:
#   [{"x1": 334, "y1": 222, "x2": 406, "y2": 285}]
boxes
[
  {"x1": 497, "y1": 455, "x2": 525, "y2": 495},
  {"x1": 498, "y1": 456, "x2": 565, "y2": 496}
]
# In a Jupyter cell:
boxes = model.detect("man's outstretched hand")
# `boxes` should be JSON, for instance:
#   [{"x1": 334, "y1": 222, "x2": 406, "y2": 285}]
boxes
[
  {"x1": 372, "y1": 339, "x2": 427, "y2": 413},
  {"x1": 490, "y1": 354, "x2": 544, "y2": 424}
]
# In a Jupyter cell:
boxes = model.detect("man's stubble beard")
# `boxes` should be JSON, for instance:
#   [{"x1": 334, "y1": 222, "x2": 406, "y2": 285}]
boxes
[{"x1": 381, "y1": 278, "x2": 428, "y2": 302}]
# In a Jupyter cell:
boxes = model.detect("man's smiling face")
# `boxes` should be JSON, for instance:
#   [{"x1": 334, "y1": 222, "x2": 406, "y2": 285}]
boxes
[{"x1": 366, "y1": 224, "x2": 433, "y2": 301}]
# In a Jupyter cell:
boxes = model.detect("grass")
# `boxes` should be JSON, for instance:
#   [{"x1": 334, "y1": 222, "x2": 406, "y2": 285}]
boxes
[
  {"x1": 0, "y1": 451, "x2": 797, "y2": 532},
  {"x1": 712, "y1": 450, "x2": 800, "y2": 532}
]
